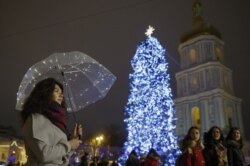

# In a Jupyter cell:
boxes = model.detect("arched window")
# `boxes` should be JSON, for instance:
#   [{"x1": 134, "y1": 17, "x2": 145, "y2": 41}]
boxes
[
  {"x1": 215, "y1": 47, "x2": 222, "y2": 61},
  {"x1": 192, "y1": 106, "x2": 201, "y2": 128},
  {"x1": 189, "y1": 48, "x2": 197, "y2": 64}
]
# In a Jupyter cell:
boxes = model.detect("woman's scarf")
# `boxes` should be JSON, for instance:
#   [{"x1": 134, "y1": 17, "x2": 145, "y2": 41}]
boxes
[{"x1": 43, "y1": 102, "x2": 67, "y2": 134}]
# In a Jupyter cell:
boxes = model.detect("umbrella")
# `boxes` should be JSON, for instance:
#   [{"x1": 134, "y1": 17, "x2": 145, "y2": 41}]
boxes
[{"x1": 16, "y1": 51, "x2": 116, "y2": 113}]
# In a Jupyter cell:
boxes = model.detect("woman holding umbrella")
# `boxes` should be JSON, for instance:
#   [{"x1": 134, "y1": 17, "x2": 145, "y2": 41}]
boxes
[{"x1": 20, "y1": 78, "x2": 82, "y2": 166}]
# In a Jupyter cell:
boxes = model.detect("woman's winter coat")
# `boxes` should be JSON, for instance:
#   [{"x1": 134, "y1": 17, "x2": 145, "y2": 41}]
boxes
[
  {"x1": 203, "y1": 142, "x2": 228, "y2": 166},
  {"x1": 227, "y1": 140, "x2": 245, "y2": 166},
  {"x1": 22, "y1": 113, "x2": 71, "y2": 166},
  {"x1": 182, "y1": 147, "x2": 205, "y2": 166}
]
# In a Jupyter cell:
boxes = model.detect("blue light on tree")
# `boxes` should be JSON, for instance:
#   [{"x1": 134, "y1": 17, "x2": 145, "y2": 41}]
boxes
[{"x1": 119, "y1": 26, "x2": 180, "y2": 165}]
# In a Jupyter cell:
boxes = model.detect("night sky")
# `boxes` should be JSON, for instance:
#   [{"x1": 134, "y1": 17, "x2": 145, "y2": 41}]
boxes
[{"x1": 1, "y1": 0, "x2": 250, "y2": 139}]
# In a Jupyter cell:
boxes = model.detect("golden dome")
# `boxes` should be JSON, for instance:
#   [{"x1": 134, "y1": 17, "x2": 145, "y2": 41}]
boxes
[{"x1": 180, "y1": 1, "x2": 222, "y2": 43}]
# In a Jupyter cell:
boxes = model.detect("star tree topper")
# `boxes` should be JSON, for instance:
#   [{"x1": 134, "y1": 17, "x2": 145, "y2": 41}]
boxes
[{"x1": 145, "y1": 25, "x2": 155, "y2": 37}]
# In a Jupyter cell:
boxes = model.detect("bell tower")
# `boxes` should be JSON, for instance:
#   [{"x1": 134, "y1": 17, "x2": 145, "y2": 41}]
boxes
[{"x1": 174, "y1": 1, "x2": 244, "y2": 137}]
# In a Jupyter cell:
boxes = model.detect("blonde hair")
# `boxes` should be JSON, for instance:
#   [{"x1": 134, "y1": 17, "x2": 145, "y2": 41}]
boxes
[{"x1": 181, "y1": 126, "x2": 204, "y2": 151}]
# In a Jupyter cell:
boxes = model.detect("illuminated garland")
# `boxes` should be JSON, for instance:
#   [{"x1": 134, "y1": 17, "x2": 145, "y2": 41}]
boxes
[{"x1": 119, "y1": 27, "x2": 180, "y2": 165}]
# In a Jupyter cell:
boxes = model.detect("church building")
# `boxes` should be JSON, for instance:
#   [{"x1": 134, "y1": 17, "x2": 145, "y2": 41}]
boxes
[{"x1": 174, "y1": 1, "x2": 244, "y2": 137}]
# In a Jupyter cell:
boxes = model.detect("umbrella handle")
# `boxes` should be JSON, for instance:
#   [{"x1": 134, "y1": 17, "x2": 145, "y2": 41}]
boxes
[{"x1": 77, "y1": 124, "x2": 82, "y2": 140}]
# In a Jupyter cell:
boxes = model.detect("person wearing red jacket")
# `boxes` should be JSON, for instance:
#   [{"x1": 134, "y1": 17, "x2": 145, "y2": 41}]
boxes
[{"x1": 180, "y1": 126, "x2": 205, "y2": 166}]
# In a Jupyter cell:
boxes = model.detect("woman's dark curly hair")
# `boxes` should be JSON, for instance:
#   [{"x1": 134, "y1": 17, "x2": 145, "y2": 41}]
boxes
[
  {"x1": 20, "y1": 78, "x2": 65, "y2": 124},
  {"x1": 203, "y1": 126, "x2": 225, "y2": 147},
  {"x1": 147, "y1": 148, "x2": 160, "y2": 158}
]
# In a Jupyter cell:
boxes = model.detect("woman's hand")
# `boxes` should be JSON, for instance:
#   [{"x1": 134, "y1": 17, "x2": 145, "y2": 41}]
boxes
[
  {"x1": 69, "y1": 138, "x2": 82, "y2": 150},
  {"x1": 72, "y1": 123, "x2": 83, "y2": 139},
  {"x1": 187, "y1": 148, "x2": 193, "y2": 154},
  {"x1": 77, "y1": 124, "x2": 83, "y2": 138}
]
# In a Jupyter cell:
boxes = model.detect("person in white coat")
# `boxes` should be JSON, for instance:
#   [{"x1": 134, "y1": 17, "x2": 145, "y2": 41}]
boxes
[{"x1": 20, "y1": 78, "x2": 82, "y2": 166}]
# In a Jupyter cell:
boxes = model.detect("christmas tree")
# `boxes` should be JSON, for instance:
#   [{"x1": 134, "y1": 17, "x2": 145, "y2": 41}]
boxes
[{"x1": 120, "y1": 26, "x2": 180, "y2": 165}]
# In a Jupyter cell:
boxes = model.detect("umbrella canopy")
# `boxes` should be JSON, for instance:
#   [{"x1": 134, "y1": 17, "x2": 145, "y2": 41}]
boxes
[{"x1": 16, "y1": 51, "x2": 116, "y2": 112}]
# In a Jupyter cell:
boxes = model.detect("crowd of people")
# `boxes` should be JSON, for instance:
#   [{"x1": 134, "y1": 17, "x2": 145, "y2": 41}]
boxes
[
  {"x1": 125, "y1": 126, "x2": 246, "y2": 166},
  {"x1": 18, "y1": 78, "x2": 247, "y2": 166},
  {"x1": 176, "y1": 126, "x2": 246, "y2": 166},
  {"x1": 77, "y1": 153, "x2": 118, "y2": 166},
  {"x1": 125, "y1": 148, "x2": 162, "y2": 166}
]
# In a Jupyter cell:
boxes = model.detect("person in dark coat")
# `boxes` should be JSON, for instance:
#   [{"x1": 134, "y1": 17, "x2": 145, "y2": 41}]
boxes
[
  {"x1": 126, "y1": 150, "x2": 140, "y2": 166},
  {"x1": 79, "y1": 152, "x2": 89, "y2": 166},
  {"x1": 139, "y1": 154, "x2": 146, "y2": 166},
  {"x1": 226, "y1": 127, "x2": 246, "y2": 166},
  {"x1": 111, "y1": 160, "x2": 119, "y2": 166},
  {"x1": 203, "y1": 126, "x2": 228, "y2": 166},
  {"x1": 144, "y1": 148, "x2": 162, "y2": 166},
  {"x1": 90, "y1": 156, "x2": 99, "y2": 166},
  {"x1": 98, "y1": 157, "x2": 109, "y2": 166}
]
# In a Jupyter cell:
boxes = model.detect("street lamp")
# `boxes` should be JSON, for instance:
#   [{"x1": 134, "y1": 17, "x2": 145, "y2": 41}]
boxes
[
  {"x1": 92, "y1": 135, "x2": 104, "y2": 157},
  {"x1": 95, "y1": 135, "x2": 104, "y2": 145}
]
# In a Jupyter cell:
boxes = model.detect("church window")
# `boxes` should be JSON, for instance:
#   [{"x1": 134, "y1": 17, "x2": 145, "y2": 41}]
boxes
[
  {"x1": 189, "y1": 48, "x2": 197, "y2": 64},
  {"x1": 192, "y1": 77, "x2": 197, "y2": 88},
  {"x1": 191, "y1": 74, "x2": 198, "y2": 92},
  {"x1": 204, "y1": 42, "x2": 213, "y2": 60},
  {"x1": 192, "y1": 106, "x2": 201, "y2": 128},
  {"x1": 215, "y1": 47, "x2": 222, "y2": 61}
]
